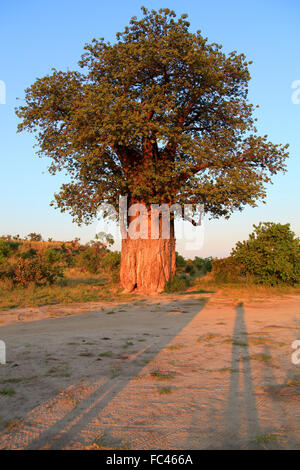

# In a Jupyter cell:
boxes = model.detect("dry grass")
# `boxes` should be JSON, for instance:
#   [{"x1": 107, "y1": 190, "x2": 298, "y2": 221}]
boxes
[
  {"x1": 157, "y1": 386, "x2": 173, "y2": 395},
  {"x1": 150, "y1": 370, "x2": 176, "y2": 381},
  {"x1": 0, "y1": 268, "x2": 131, "y2": 310},
  {"x1": 192, "y1": 276, "x2": 300, "y2": 301},
  {"x1": 254, "y1": 433, "x2": 278, "y2": 445}
]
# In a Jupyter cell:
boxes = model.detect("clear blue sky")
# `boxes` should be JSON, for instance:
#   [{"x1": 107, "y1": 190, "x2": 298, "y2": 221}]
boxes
[{"x1": 0, "y1": 0, "x2": 299, "y2": 258}]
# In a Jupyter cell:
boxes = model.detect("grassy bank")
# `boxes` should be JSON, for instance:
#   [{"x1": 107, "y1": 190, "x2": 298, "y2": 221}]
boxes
[{"x1": 0, "y1": 268, "x2": 126, "y2": 310}]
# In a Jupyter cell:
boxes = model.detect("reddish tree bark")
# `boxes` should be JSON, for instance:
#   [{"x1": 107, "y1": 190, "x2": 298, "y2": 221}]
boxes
[{"x1": 120, "y1": 209, "x2": 176, "y2": 294}]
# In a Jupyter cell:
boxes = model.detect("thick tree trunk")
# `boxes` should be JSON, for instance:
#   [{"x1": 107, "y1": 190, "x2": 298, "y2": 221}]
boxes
[{"x1": 120, "y1": 234, "x2": 176, "y2": 294}]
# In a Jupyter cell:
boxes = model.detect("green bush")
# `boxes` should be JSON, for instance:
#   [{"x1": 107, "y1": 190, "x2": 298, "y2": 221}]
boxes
[
  {"x1": 212, "y1": 257, "x2": 244, "y2": 283},
  {"x1": 75, "y1": 247, "x2": 100, "y2": 273},
  {"x1": 165, "y1": 276, "x2": 189, "y2": 293},
  {"x1": 0, "y1": 240, "x2": 20, "y2": 261},
  {"x1": 231, "y1": 222, "x2": 300, "y2": 285},
  {"x1": 175, "y1": 253, "x2": 212, "y2": 278},
  {"x1": 13, "y1": 257, "x2": 63, "y2": 286},
  {"x1": 0, "y1": 261, "x2": 15, "y2": 282},
  {"x1": 193, "y1": 256, "x2": 212, "y2": 274},
  {"x1": 175, "y1": 252, "x2": 186, "y2": 268},
  {"x1": 184, "y1": 262, "x2": 196, "y2": 275},
  {"x1": 19, "y1": 248, "x2": 38, "y2": 260},
  {"x1": 44, "y1": 248, "x2": 62, "y2": 264},
  {"x1": 103, "y1": 251, "x2": 121, "y2": 269},
  {"x1": 179, "y1": 256, "x2": 212, "y2": 278}
]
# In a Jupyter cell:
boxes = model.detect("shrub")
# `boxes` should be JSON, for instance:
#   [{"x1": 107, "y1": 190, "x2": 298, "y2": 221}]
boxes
[
  {"x1": 175, "y1": 253, "x2": 212, "y2": 277},
  {"x1": 76, "y1": 247, "x2": 100, "y2": 273},
  {"x1": 13, "y1": 257, "x2": 63, "y2": 286},
  {"x1": 231, "y1": 222, "x2": 300, "y2": 285},
  {"x1": 212, "y1": 257, "x2": 244, "y2": 283},
  {"x1": 164, "y1": 276, "x2": 189, "y2": 293},
  {"x1": 0, "y1": 240, "x2": 20, "y2": 261},
  {"x1": 193, "y1": 256, "x2": 212, "y2": 274},
  {"x1": 184, "y1": 262, "x2": 195, "y2": 275},
  {"x1": 19, "y1": 248, "x2": 38, "y2": 260},
  {"x1": 175, "y1": 252, "x2": 186, "y2": 268},
  {"x1": 111, "y1": 270, "x2": 120, "y2": 284},
  {"x1": 179, "y1": 256, "x2": 213, "y2": 278},
  {"x1": 103, "y1": 251, "x2": 121, "y2": 269},
  {"x1": 44, "y1": 248, "x2": 62, "y2": 264},
  {"x1": 0, "y1": 261, "x2": 15, "y2": 282}
]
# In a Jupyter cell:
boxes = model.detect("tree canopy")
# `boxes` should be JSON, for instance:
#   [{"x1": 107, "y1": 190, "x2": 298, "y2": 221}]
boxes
[{"x1": 16, "y1": 7, "x2": 289, "y2": 225}]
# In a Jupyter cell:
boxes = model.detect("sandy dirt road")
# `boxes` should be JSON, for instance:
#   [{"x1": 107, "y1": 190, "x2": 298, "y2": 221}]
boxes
[{"x1": 0, "y1": 294, "x2": 300, "y2": 449}]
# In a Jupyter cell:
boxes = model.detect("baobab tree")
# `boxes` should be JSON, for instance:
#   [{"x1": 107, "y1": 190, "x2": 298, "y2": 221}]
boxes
[{"x1": 16, "y1": 7, "x2": 289, "y2": 293}]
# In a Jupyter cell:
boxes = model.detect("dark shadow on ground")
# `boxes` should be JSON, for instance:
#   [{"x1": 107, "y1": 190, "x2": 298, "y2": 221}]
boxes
[
  {"x1": 0, "y1": 297, "x2": 206, "y2": 449},
  {"x1": 223, "y1": 304, "x2": 261, "y2": 449}
]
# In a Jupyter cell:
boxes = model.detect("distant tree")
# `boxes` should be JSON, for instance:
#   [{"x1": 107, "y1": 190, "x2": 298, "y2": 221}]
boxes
[
  {"x1": 16, "y1": 8, "x2": 289, "y2": 293},
  {"x1": 232, "y1": 222, "x2": 300, "y2": 285},
  {"x1": 95, "y1": 232, "x2": 114, "y2": 247},
  {"x1": 175, "y1": 251, "x2": 186, "y2": 268},
  {"x1": 1, "y1": 235, "x2": 12, "y2": 241},
  {"x1": 193, "y1": 256, "x2": 212, "y2": 274},
  {"x1": 28, "y1": 233, "x2": 43, "y2": 242}
]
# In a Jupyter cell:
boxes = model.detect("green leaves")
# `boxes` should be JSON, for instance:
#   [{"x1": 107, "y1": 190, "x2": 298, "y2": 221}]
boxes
[
  {"x1": 231, "y1": 223, "x2": 300, "y2": 285},
  {"x1": 16, "y1": 7, "x2": 289, "y2": 224}
]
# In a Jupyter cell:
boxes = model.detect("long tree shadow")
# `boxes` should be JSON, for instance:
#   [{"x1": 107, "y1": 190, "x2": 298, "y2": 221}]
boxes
[
  {"x1": 223, "y1": 304, "x2": 260, "y2": 449},
  {"x1": 0, "y1": 297, "x2": 207, "y2": 449}
]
